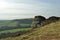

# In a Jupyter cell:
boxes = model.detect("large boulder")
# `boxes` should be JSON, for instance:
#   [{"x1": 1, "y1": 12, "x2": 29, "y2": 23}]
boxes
[{"x1": 31, "y1": 16, "x2": 46, "y2": 28}]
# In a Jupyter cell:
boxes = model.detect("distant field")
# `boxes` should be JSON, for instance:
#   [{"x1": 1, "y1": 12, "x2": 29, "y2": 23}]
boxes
[
  {"x1": 0, "y1": 19, "x2": 32, "y2": 39},
  {"x1": 0, "y1": 20, "x2": 31, "y2": 31},
  {"x1": 0, "y1": 21, "x2": 31, "y2": 27},
  {"x1": 0, "y1": 28, "x2": 31, "y2": 34}
]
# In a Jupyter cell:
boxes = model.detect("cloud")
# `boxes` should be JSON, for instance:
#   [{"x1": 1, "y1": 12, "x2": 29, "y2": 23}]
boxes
[{"x1": 0, "y1": 0, "x2": 60, "y2": 20}]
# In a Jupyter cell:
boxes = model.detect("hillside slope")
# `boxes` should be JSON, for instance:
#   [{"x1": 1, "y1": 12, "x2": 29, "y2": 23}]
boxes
[
  {"x1": 1, "y1": 20, "x2": 60, "y2": 40},
  {"x1": 0, "y1": 18, "x2": 32, "y2": 32}
]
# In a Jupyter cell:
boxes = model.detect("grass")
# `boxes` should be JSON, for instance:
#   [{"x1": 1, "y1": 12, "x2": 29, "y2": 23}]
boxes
[
  {"x1": 0, "y1": 28, "x2": 31, "y2": 34},
  {"x1": 0, "y1": 20, "x2": 31, "y2": 27},
  {"x1": 20, "y1": 24, "x2": 31, "y2": 27},
  {"x1": 1, "y1": 20, "x2": 60, "y2": 40}
]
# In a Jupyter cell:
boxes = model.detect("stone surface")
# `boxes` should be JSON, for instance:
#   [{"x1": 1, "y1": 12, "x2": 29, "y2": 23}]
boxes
[{"x1": 31, "y1": 16, "x2": 60, "y2": 28}]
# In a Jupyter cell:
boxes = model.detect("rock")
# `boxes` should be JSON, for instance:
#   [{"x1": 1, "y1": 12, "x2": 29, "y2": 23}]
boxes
[
  {"x1": 31, "y1": 16, "x2": 46, "y2": 28},
  {"x1": 31, "y1": 16, "x2": 60, "y2": 28}
]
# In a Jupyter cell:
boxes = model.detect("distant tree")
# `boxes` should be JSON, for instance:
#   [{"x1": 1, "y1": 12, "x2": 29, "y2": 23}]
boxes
[
  {"x1": 42, "y1": 16, "x2": 60, "y2": 26},
  {"x1": 47, "y1": 16, "x2": 60, "y2": 22}
]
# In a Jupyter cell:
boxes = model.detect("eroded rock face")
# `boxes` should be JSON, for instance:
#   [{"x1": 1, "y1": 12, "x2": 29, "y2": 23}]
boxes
[
  {"x1": 31, "y1": 16, "x2": 46, "y2": 28},
  {"x1": 31, "y1": 16, "x2": 60, "y2": 28}
]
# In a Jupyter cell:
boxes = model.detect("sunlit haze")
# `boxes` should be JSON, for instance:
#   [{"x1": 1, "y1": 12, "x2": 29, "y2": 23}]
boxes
[{"x1": 0, "y1": 0, "x2": 60, "y2": 20}]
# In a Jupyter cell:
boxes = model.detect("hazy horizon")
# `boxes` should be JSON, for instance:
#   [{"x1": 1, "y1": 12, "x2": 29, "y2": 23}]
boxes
[{"x1": 0, "y1": 0, "x2": 60, "y2": 20}]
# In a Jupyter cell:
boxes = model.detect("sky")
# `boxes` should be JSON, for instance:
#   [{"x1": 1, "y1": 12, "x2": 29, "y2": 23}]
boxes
[{"x1": 0, "y1": 0, "x2": 60, "y2": 20}]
